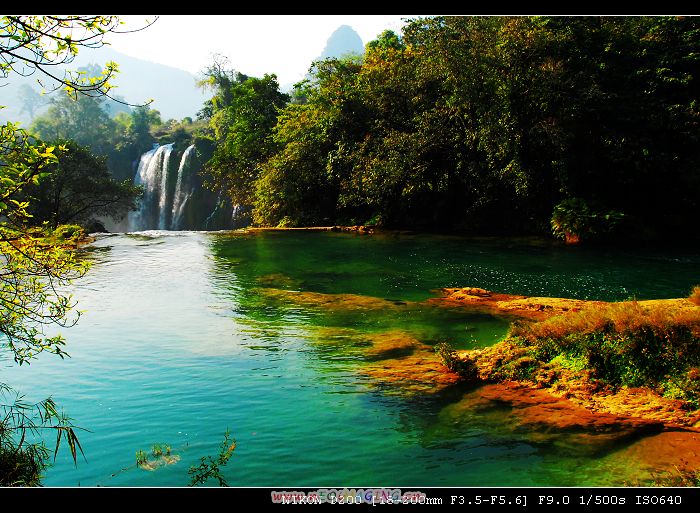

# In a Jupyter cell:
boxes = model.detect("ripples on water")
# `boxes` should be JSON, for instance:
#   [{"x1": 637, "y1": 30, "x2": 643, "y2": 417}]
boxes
[{"x1": 3, "y1": 231, "x2": 699, "y2": 486}]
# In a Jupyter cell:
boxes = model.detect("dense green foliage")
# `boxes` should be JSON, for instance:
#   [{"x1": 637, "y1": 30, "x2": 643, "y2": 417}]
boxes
[
  {"x1": 0, "y1": 124, "x2": 89, "y2": 363},
  {"x1": 197, "y1": 62, "x2": 289, "y2": 206},
  {"x1": 22, "y1": 140, "x2": 141, "y2": 228},
  {"x1": 550, "y1": 198, "x2": 624, "y2": 243},
  {"x1": 491, "y1": 301, "x2": 700, "y2": 407},
  {"x1": 32, "y1": 95, "x2": 117, "y2": 156},
  {"x1": 204, "y1": 17, "x2": 700, "y2": 240},
  {"x1": 1, "y1": 15, "x2": 136, "y2": 485},
  {"x1": 32, "y1": 98, "x2": 163, "y2": 182}
]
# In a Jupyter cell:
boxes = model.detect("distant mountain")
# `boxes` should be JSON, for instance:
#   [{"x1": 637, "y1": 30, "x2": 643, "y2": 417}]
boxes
[
  {"x1": 0, "y1": 47, "x2": 209, "y2": 126},
  {"x1": 281, "y1": 25, "x2": 365, "y2": 92},
  {"x1": 319, "y1": 25, "x2": 364, "y2": 60},
  {"x1": 73, "y1": 47, "x2": 209, "y2": 120}
]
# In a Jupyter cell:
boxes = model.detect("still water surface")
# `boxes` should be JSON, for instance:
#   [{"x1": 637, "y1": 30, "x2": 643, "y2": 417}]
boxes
[{"x1": 4, "y1": 231, "x2": 700, "y2": 486}]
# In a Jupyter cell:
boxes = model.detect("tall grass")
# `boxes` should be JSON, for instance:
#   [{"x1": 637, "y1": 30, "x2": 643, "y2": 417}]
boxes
[
  {"x1": 512, "y1": 301, "x2": 700, "y2": 343},
  {"x1": 690, "y1": 285, "x2": 700, "y2": 306},
  {"x1": 504, "y1": 300, "x2": 700, "y2": 406}
]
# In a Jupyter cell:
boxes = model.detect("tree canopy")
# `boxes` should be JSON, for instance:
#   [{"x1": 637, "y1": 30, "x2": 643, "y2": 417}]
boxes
[
  {"x1": 23, "y1": 139, "x2": 142, "y2": 228},
  {"x1": 203, "y1": 16, "x2": 700, "y2": 242},
  {"x1": 0, "y1": 14, "x2": 151, "y2": 485},
  {"x1": 197, "y1": 61, "x2": 289, "y2": 207}
]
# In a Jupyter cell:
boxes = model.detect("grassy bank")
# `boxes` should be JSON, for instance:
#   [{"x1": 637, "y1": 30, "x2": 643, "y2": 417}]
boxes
[{"x1": 448, "y1": 290, "x2": 700, "y2": 425}]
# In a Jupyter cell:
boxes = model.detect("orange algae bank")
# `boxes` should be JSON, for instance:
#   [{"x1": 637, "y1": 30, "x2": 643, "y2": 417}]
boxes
[
  {"x1": 262, "y1": 279, "x2": 700, "y2": 482},
  {"x1": 440, "y1": 288, "x2": 700, "y2": 482}
]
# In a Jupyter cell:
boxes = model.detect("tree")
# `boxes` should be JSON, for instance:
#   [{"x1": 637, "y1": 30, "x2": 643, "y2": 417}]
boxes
[
  {"x1": 252, "y1": 16, "x2": 700, "y2": 238},
  {"x1": 1, "y1": 14, "x2": 152, "y2": 485},
  {"x1": 111, "y1": 106, "x2": 161, "y2": 181},
  {"x1": 24, "y1": 140, "x2": 142, "y2": 228},
  {"x1": 31, "y1": 93, "x2": 117, "y2": 155},
  {"x1": 200, "y1": 60, "x2": 289, "y2": 207},
  {"x1": 0, "y1": 123, "x2": 89, "y2": 485},
  {"x1": 253, "y1": 56, "x2": 367, "y2": 226},
  {"x1": 0, "y1": 16, "x2": 155, "y2": 101},
  {"x1": 17, "y1": 84, "x2": 48, "y2": 120}
]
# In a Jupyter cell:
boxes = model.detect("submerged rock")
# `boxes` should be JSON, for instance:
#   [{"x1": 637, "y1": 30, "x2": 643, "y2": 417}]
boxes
[
  {"x1": 256, "y1": 273, "x2": 302, "y2": 289},
  {"x1": 363, "y1": 330, "x2": 420, "y2": 360},
  {"x1": 438, "y1": 383, "x2": 664, "y2": 457},
  {"x1": 429, "y1": 287, "x2": 600, "y2": 320},
  {"x1": 362, "y1": 345, "x2": 463, "y2": 395},
  {"x1": 256, "y1": 287, "x2": 408, "y2": 312},
  {"x1": 298, "y1": 323, "x2": 460, "y2": 394},
  {"x1": 614, "y1": 430, "x2": 700, "y2": 480}
]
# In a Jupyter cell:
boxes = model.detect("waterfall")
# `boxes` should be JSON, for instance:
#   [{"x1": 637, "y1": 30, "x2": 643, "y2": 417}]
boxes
[
  {"x1": 171, "y1": 144, "x2": 196, "y2": 230},
  {"x1": 156, "y1": 144, "x2": 175, "y2": 229},
  {"x1": 127, "y1": 143, "x2": 240, "y2": 232},
  {"x1": 127, "y1": 143, "x2": 175, "y2": 231},
  {"x1": 204, "y1": 191, "x2": 223, "y2": 230}
]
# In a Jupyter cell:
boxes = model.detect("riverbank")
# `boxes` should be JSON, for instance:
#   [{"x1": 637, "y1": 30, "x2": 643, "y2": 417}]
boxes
[
  {"x1": 433, "y1": 287, "x2": 700, "y2": 483},
  {"x1": 258, "y1": 278, "x2": 700, "y2": 482},
  {"x1": 439, "y1": 288, "x2": 700, "y2": 427},
  {"x1": 245, "y1": 225, "x2": 376, "y2": 234}
]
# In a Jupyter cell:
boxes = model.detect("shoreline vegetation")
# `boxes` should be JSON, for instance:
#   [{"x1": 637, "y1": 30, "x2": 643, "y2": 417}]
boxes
[
  {"x1": 438, "y1": 287, "x2": 700, "y2": 485},
  {"x1": 435, "y1": 287, "x2": 700, "y2": 427},
  {"x1": 248, "y1": 248, "x2": 700, "y2": 485}
]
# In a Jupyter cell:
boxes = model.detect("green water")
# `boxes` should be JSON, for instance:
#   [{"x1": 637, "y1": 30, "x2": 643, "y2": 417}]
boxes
[{"x1": 3, "y1": 230, "x2": 699, "y2": 486}]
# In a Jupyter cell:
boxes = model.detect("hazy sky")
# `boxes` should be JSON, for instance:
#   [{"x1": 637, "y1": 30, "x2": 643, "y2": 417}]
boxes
[{"x1": 106, "y1": 15, "x2": 416, "y2": 85}]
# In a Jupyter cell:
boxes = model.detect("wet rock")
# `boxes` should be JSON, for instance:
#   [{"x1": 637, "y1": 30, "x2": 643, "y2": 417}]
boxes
[
  {"x1": 256, "y1": 273, "x2": 301, "y2": 289},
  {"x1": 428, "y1": 287, "x2": 603, "y2": 321},
  {"x1": 85, "y1": 219, "x2": 108, "y2": 233},
  {"x1": 615, "y1": 430, "x2": 700, "y2": 477},
  {"x1": 305, "y1": 327, "x2": 419, "y2": 361},
  {"x1": 256, "y1": 287, "x2": 406, "y2": 312},
  {"x1": 363, "y1": 330, "x2": 419, "y2": 360},
  {"x1": 362, "y1": 347, "x2": 463, "y2": 395},
  {"x1": 439, "y1": 383, "x2": 664, "y2": 456}
]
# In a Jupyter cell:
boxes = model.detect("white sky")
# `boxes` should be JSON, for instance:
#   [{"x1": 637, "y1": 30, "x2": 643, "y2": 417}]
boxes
[{"x1": 106, "y1": 15, "x2": 417, "y2": 85}]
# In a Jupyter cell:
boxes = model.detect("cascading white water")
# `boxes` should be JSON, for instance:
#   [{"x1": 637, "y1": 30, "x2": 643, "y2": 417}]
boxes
[
  {"x1": 171, "y1": 144, "x2": 196, "y2": 230},
  {"x1": 157, "y1": 144, "x2": 175, "y2": 229},
  {"x1": 127, "y1": 143, "x2": 237, "y2": 232},
  {"x1": 128, "y1": 143, "x2": 174, "y2": 231}
]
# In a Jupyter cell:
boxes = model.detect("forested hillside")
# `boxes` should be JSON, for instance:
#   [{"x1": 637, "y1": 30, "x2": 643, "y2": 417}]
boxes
[{"x1": 201, "y1": 16, "x2": 699, "y2": 243}]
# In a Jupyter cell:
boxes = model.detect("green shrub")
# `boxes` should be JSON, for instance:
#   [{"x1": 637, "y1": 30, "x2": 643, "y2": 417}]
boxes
[
  {"x1": 494, "y1": 354, "x2": 539, "y2": 381},
  {"x1": 52, "y1": 224, "x2": 85, "y2": 241},
  {"x1": 188, "y1": 430, "x2": 236, "y2": 487},
  {"x1": 0, "y1": 445, "x2": 44, "y2": 486},
  {"x1": 276, "y1": 216, "x2": 296, "y2": 228},
  {"x1": 0, "y1": 389, "x2": 84, "y2": 487},
  {"x1": 551, "y1": 198, "x2": 624, "y2": 243},
  {"x1": 435, "y1": 342, "x2": 478, "y2": 381},
  {"x1": 502, "y1": 300, "x2": 700, "y2": 401},
  {"x1": 365, "y1": 213, "x2": 383, "y2": 227}
]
